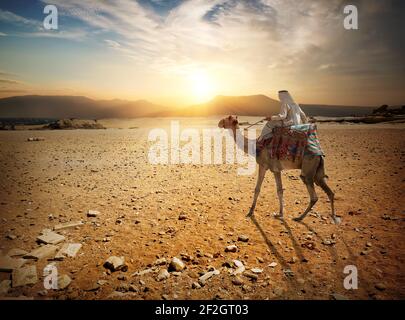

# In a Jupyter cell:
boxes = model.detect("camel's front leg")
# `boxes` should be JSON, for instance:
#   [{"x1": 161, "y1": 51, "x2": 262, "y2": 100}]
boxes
[
  {"x1": 273, "y1": 171, "x2": 284, "y2": 219},
  {"x1": 246, "y1": 165, "x2": 266, "y2": 217}
]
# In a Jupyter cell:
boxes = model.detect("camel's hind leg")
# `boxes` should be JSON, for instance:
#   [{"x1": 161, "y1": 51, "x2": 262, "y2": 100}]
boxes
[
  {"x1": 246, "y1": 165, "x2": 266, "y2": 217},
  {"x1": 316, "y1": 177, "x2": 340, "y2": 224},
  {"x1": 273, "y1": 171, "x2": 284, "y2": 219},
  {"x1": 293, "y1": 179, "x2": 318, "y2": 222}
]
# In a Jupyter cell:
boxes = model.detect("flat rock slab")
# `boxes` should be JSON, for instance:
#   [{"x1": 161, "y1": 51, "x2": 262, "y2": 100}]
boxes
[
  {"x1": 37, "y1": 230, "x2": 65, "y2": 245},
  {"x1": 199, "y1": 269, "x2": 220, "y2": 285},
  {"x1": 87, "y1": 210, "x2": 100, "y2": 217},
  {"x1": 24, "y1": 245, "x2": 59, "y2": 260},
  {"x1": 0, "y1": 255, "x2": 26, "y2": 272},
  {"x1": 0, "y1": 280, "x2": 11, "y2": 295},
  {"x1": 12, "y1": 265, "x2": 38, "y2": 287},
  {"x1": 57, "y1": 274, "x2": 72, "y2": 290},
  {"x1": 54, "y1": 221, "x2": 83, "y2": 231},
  {"x1": 104, "y1": 256, "x2": 127, "y2": 272},
  {"x1": 7, "y1": 249, "x2": 28, "y2": 258},
  {"x1": 54, "y1": 243, "x2": 82, "y2": 260}
]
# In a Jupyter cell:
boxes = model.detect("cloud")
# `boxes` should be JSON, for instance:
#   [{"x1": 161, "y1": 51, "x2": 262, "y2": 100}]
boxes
[
  {"x1": 0, "y1": 79, "x2": 23, "y2": 85},
  {"x1": 0, "y1": 9, "x2": 41, "y2": 29},
  {"x1": 0, "y1": 32, "x2": 6, "y2": 36}
]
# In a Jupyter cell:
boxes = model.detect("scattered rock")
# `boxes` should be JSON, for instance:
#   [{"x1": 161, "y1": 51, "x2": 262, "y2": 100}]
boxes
[
  {"x1": 37, "y1": 230, "x2": 65, "y2": 245},
  {"x1": 243, "y1": 272, "x2": 258, "y2": 281},
  {"x1": 12, "y1": 265, "x2": 38, "y2": 287},
  {"x1": 232, "y1": 260, "x2": 245, "y2": 275},
  {"x1": 366, "y1": 242, "x2": 373, "y2": 248},
  {"x1": 104, "y1": 256, "x2": 127, "y2": 272},
  {"x1": 331, "y1": 293, "x2": 349, "y2": 300},
  {"x1": 54, "y1": 243, "x2": 82, "y2": 260},
  {"x1": 256, "y1": 257, "x2": 264, "y2": 263},
  {"x1": 192, "y1": 282, "x2": 201, "y2": 289},
  {"x1": 178, "y1": 214, "x2": 187, "y2": 220},
  {"x1": 6, "y1": 234, "x2": 17, "y2": 240},
  {"x1": 0, "y1": 280, "x2": 11, "y2": 295},
  {"x1": 57, "y1": 274, "x2": 72, "y2": 290},
  {"x1": 273, "y1": 287, "x2": 284, "y2": 296},
  {"x1": 157, "y1": 269, "x2": 170, "y2": 281},
  {"x1": 97, "y1": 280, "x2": 108, "y2": 286},
  {"x1": 27, "y1": 137, "x2": 45, "y2": 141},
  {"x1": 375, "y1": 283, "x2": 386, "y2": 291},
  {"x1": 225, "y1": 245, "x2": 238, "y2": 253},
  {"x1": 232, "y1": 276, "x2": 244, "y2": 286},
  {"x1": 37, "y1": 290, "x2": 48, "y2": 296},
  {"x1": 82, "y1": 281, "x2": 100, "y2": 292},
  {"x1": 0, "y1": 255, "x2": 26, "y2": 272},
  {"x1": 133, "y1": 268, "x2": 154, "y2": 276},
  {"x1": 251, "y1": 268, "x2": 263, "y2": 274},
  {"x1": 238, "y1": 235, "x2": 249, "y2": 242},
  {"x1": 87, "y1": 210, "x2": 99, "y2": 217},
  {"x1": 268, "y1": 262, "x2": 278, "y2": 268},
  {"x1": 154, "y1": 258, "x2": 167, "y2": 266},
  {"x1": 169, "y1": 257, "x2": 185, "y2": 272},
  {"x1": 53, "y1": 221, "x2": 83, "y2": 231},
  {"x1": 24, "y1": 244, "x2": 59, "y2": 260},
  {"x1": 283, "y1": 269, "x2": 294, "y2": 278},
  {"x1": 7, "y1": 249, "x2": 28, "y2": 258},
  {"x1": 199, "y1": 269, "x2": 220, "y2": 285}
]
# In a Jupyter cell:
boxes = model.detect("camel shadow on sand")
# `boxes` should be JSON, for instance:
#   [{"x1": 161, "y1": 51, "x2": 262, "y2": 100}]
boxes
[
  {"x1": 249, "y1": 215, "x2": 301, "y2": 293},
  {"x1": 249, "y1": 214, "x2": 364, "y2": 297}
]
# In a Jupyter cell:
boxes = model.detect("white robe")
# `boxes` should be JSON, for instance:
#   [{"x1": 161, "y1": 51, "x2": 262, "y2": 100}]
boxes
[{"x1": 259, "y1": 92, "x2": 308, "y2": 140}]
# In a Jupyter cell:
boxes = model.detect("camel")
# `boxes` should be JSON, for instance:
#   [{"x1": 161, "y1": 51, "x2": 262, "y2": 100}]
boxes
[{"x1": 218, "y1": 115, "x2": 340, "y2": 224}]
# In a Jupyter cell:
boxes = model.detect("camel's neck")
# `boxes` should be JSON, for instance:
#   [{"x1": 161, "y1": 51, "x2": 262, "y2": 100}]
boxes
[{"x1": 231, "y1": 126, "x2": 256, "y2": 157}]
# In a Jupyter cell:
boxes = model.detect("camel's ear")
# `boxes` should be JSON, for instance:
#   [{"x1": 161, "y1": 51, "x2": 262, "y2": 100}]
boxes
[
  {"x1": 236, "y1": 116, "x2": 238, "y2": 120},
  {"x1": 228, "y1": 115, "x2": 232, "y2": 119}
]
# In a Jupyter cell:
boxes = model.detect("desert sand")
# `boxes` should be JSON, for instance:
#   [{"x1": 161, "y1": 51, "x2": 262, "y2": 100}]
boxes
[{"x1": 0, "y1": 117, "x2": 404, "y2": 300}]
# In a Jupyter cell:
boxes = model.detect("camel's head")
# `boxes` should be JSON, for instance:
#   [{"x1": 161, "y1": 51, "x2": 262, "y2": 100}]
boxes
[{"x1": 218, "y1": 115, "x2": 239, "y2": 129}]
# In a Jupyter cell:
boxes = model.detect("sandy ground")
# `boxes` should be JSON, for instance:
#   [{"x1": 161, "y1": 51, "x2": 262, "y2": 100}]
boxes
[{"x1": 0, "y1": 117, "x2": 404, "y2": 300}]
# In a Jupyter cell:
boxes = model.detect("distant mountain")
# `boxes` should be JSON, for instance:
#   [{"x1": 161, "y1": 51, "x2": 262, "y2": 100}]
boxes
[
  {"x1": 0, "y1": 95, "x2": 164, "y2": 119},
  {"x1": 150, "y1": 94, "x2": 374, "y2": 117},
  {"x1": 0, "y1": 94, "x2": 375, "y2": 119}
]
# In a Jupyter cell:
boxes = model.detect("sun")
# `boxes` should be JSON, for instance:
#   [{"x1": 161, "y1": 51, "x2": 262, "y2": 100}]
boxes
[{"x1": 188, "y1": 70, "x2": 215, "y2": 103}]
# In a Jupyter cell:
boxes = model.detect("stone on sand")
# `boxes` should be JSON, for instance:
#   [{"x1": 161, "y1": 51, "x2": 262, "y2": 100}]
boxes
[
  {"x1": 157, "y1": 269, "x2": 170, "y2": 281},
  {"x1": 169, "y1": 257, "x2": 185, "y2": 272},
  {"x1": 232, "y1": 260, "x2": 245, "y2": 275},
  {"x1": 12, "y1": 265, "x2": 38, "y2": 287},
  {"x1": 37, "y1": 230, "x2": 65, "y2": 245},
  {"x1": 7, "y1": 248, "x2": 28, "y2": 258},
  {"x1": 269, "y1": 262, "x2": 278, "y2": 268},
  {"x1": 54, "y1": 243, "x2": 82, "y2": 260},
  {"x1": 87, "y1": 210, "x2": 99, "y2": 217},
  {"x1": 251, "y1": 268, "x2": 263, "y2": 274},
  {"x1": 232, "y1": 276, "x2": 244, "y2": 286},
  {"x1": 331, "y1": 293, "x2": 349, "y2": 300},
  {"x1": 0, "y1": 280, "x2": 11, "y2": 295},
  {"x1": 24, "y1": 244, "x2": 59, "y2": 260},
  {"x1": 104, "y1": 256, "x2": 127, "y2": 272},
  {"x1": 57, "y1": 274, "x2": 72, "y2": 290},
  {"x1": 238, "y1": 235, "x2": 249, "y2": 242},
  {"x1": 53, "y1": 221, "x2": 83, "y2": 231},
  {"x1": 198, "y1": 269, "x2": 220, "y2": 285},
  {"x1": 0, "y1": 255, "x2": 26, "y2": 272},
  {"x1": 225, "y1": 245, "x2": 238, "y2": 253}
]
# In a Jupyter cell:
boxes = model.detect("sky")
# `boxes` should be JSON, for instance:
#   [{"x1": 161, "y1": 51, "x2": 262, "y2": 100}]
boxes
[{"x1": 0, "y1": 0, "x2": 404, "y2": 107}]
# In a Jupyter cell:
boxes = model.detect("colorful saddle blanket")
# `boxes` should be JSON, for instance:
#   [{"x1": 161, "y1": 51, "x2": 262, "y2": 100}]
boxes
[{"x1": 256, "y1": 123, "x2": 324, "y2": 161}]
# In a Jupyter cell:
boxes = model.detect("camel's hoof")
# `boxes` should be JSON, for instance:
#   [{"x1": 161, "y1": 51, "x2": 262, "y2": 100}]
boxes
[
  {"x1": 274, "y1": 214, "x2": 284, "y2": 220},
  {"x1": 293, "y1": 216, "x2": 303, "y2": 222},
  {"x1": 246, "y1": 211, "x2": 254, "y2": 218},
  {"x1": 332, "y1": 217, "x2": 341, "y2": 225}
]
